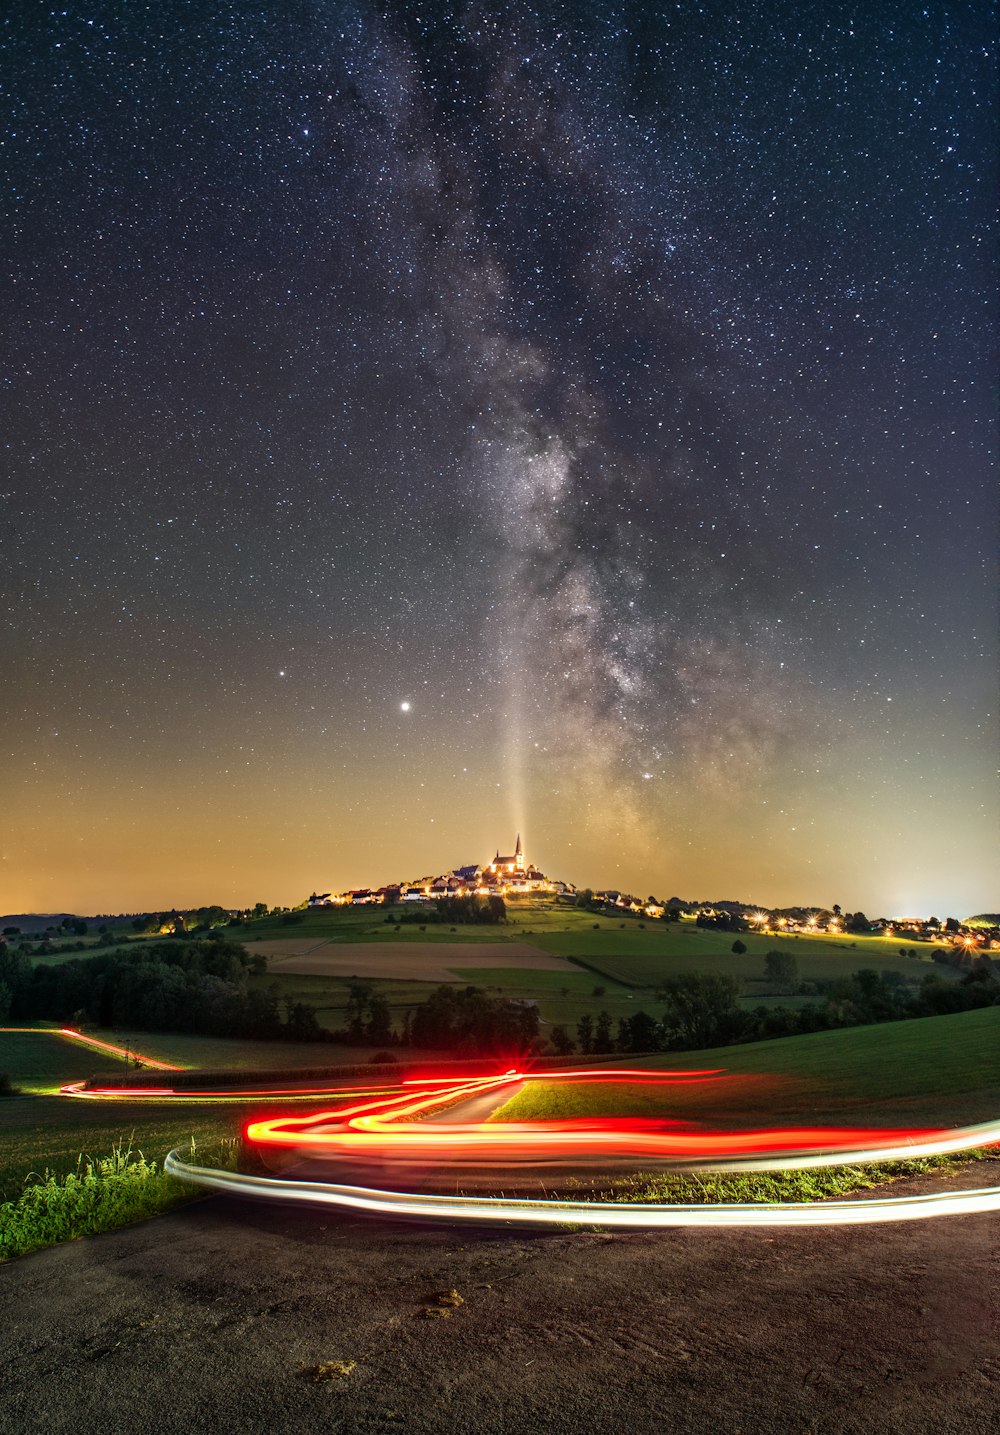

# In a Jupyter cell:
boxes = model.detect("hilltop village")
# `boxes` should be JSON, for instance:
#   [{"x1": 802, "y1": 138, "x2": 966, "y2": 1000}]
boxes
[
  {"x1": 303, "y1": 846, "x2": 1000, "y2": 952},
  {"x1": 308, "y1": 835, "x2": 577, "y2": 908}
]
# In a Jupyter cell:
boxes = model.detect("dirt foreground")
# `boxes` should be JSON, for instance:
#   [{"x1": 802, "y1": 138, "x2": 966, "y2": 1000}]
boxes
[{"x1": 2, "y1": 1159, "x2": 998, "y2": 1435}]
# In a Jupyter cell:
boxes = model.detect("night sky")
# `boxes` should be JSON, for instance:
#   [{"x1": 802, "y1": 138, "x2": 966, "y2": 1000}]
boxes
[{"x1": 2, "y1": 2, "x2": 996, "y2": 916}]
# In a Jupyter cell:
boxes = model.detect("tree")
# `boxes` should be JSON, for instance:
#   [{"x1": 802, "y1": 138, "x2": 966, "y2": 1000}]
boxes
[
  {"x1": 576, "y1": 1013, "x2": 594, "y2": 1054},
  {"x1": 285, "y1": 1001, "x2": 322, "y2": 1041},
  {"x1": 658, "y1": 974, "x2": 743, "y2": 1048},
  {"x1": 549, "y1": 1024, "x2": 575, "y2": 1056},
  {"x1": 365, "y1": 994, "x2": 393, "y2": 1046},
  {"x1": 731, "y1": 939, "x2": 747, "y2": 955},
  {"x1": 764, "y1": 950, "x2": 799, "y2": 988},
  {"x1": 622, "y1": 1010, "x2": 659, "y2": 1053},
  {"x1": 345, "y1": 982, "x2": 372, "y2": 1043},
  {"x1": 594, "y1": 1011, "x2": 614, "y2": 1053}
]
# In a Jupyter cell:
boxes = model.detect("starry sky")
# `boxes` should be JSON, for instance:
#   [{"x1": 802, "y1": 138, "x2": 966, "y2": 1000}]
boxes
[{"x1": 2, "y1": 1, "x2": 996, "y2": 917}]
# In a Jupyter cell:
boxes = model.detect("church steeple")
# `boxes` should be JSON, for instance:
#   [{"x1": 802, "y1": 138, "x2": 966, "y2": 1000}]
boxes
[{"x1": 514, "y1": 833, "x2": 524, "y2": 870}]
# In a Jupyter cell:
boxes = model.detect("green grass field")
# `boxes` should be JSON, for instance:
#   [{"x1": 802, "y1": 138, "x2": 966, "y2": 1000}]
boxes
[
  {"x1": 0, "y1": 1028, "x2": 132, "y2": 1093},
  {"x1": 0, "y1": 1026, "x2": 384, "y2": 1092},
  {"x1": 492, "y1": 1007, "x2": 1000, "y2": 1131},
  {"x1": 529, "y1": 922, "x2": 941, "y2": 974}
]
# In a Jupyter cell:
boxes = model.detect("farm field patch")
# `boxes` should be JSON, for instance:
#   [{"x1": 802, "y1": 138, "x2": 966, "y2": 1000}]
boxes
[
  {"x1": 530, "y1": 923, "x2": 942, "y2": 974},
  {"x1": 267, "y1": 940, "x2": 576, "y2": 982}
]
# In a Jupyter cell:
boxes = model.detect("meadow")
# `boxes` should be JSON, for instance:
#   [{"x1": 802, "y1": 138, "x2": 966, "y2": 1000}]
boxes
[
  {"x1": 491, "y1": 1006, "x2": 1000, "y2": 1131},
  {"x1": 0, "y1": 1028, "x2": 129, "y2": 1094},
  {"x1": 0, "y1": 1026, "x2": 374, "y2": 1092}
]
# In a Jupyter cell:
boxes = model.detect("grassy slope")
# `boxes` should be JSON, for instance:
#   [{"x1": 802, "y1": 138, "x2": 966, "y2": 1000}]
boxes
[
  {"x1": 0, "y1": 1030, "x2": 130, "y2": 1093},
  {"x1": 492, "y1": 1007, "x2": 1000, "y2": 1130},
  {"x1": 531, "y1": 923, "x2": 941, "y2": 977},
  {"x1": 0, "y1": 1027, "x2": 375, "y2": 1091}
]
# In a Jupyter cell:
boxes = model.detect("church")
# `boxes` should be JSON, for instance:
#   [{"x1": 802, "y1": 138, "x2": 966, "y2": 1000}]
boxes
[
  {"x1": 488, "y1": 834, "x2": 526, "y2": 876},
  {"x1": 458, "y1": 834, "x2": 556, "y2": 893}
]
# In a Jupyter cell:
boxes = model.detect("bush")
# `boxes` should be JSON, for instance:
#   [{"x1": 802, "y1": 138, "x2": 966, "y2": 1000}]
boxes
[{"x1": 731, "y1": 939, "x2": 747, "y2": 955}]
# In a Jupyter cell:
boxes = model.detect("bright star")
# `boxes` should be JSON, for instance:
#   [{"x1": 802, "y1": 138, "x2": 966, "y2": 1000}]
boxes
[{"x1": 400, "y1": 701, "x2": 411, "y2": 712}]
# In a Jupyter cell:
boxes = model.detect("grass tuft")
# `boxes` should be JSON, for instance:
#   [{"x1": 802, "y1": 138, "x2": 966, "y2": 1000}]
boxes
[{"x1": 0, "y1": 1140, "x2": 202, "y2": 1261}]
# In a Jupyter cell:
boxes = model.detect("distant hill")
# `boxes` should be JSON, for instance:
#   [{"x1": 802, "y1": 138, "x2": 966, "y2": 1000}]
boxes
[
  {"x1": 0, "y1": 914, "x2": 76, "y2": 934},
  {"x1": 965, "y1": 914, "x2": 1000, "y2": 929},
  {"x1": 0, "y1": 912, "x2": 137, "y2": 933}
]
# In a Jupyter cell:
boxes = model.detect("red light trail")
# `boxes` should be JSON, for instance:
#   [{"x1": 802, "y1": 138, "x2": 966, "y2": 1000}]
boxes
[{"x1": 10, "y1": 1037, "x2": 994, "y2": 1226}]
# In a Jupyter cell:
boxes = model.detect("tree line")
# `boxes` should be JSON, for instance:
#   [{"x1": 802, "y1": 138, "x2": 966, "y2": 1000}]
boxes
[
  {"x1": 547, "y1": 961, "x2": 1000, "y2": 1056},
  {"x1": 0, "y1": 941, "x2": 323, "y2": 1044}
]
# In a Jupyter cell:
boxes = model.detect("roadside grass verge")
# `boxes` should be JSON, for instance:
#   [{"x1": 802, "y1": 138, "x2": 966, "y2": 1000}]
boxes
[
  {"x1": 570, "y1": 1151, "x2": 986, "y2": 1207},
  {"x1": 0, "y1": 1102, "x2": 239, "y2": 1203},
  {"x1": 0, "y1": 1140, "x2": 230, "y2": 1262}
]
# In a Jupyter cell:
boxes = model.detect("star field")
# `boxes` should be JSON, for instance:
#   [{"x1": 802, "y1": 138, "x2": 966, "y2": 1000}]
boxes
[{"x1": 1, "y1": 2, "x2": 996, "y2": 914}]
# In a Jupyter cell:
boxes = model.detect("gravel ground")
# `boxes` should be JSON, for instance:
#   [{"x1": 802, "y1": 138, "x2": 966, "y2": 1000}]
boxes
[{"x1": 2, "y1": 1158, "x2": 998, "y2": 1435}]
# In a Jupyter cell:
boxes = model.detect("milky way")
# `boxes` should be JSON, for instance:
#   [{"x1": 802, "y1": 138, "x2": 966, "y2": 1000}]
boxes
[{"x1": 1, "y1": 3, "x2": 996, "y2": 913}]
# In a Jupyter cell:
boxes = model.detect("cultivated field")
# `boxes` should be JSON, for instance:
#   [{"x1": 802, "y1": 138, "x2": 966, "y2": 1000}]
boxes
[{"x1": 265, "y1": 940, "x2": 576, "y2": 982}]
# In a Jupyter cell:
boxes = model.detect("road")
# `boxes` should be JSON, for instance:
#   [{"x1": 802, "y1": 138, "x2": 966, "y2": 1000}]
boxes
[
  {"x1": 1, "y1": 1156, "x2": 998, "y2": 1434},
  {"x1": 420, "y1": 1079, "x2": 524, "y2": 1124}
]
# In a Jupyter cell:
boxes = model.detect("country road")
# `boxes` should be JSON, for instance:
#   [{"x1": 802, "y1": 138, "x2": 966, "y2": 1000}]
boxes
[{"x1": 2, "y1": 1157, "x2": 998, "y2": 1435}]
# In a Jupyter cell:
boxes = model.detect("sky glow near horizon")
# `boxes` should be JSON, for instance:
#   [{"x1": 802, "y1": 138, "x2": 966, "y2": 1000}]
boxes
[{"x1": 1, "y1": 2, "x2": 996, "y2": 917}]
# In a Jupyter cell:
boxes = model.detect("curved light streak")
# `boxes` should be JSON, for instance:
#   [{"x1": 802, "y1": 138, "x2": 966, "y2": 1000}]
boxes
[{"x1": 164, "y1": 1149, "x2": 1000, "y2": 1228}]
